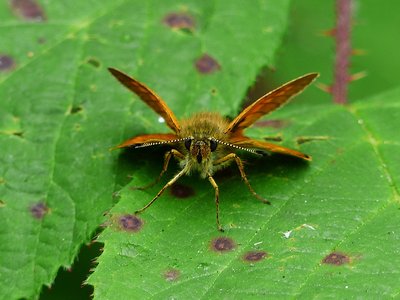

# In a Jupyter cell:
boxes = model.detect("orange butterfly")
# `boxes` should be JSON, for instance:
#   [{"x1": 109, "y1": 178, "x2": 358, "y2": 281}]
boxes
[{"x1": 109, "y1": 68, "x2": 318, "y2": 231}]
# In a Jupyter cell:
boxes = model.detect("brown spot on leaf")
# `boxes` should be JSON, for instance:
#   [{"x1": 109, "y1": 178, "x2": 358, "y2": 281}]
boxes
[
  {"x1": 0, "y1": 55, "x2": 15, "y2": 72},
  {"x1": 243, "y1": 251, "x2": 267, "y2": 262},
  {"x1": 37, "y1": 37, "x2": 46, "y2": 44},
  {"x1": 30, "y1": 202, "x2": 48, "y2": 219},
  {"x1": 210, "y1": 237, "x2": 235, "y2": 253},
  {"x1": 164, "y1": 269, "x2": 180, "y2": 281},
  {"x1": 118, "y1": 214, "x2": 143, "y2": 232},
  {"x1": 195, "y1": 54, "x2": 221, "y2": 74},
  {"x1": 86, "y1": 57, "x2": 101, "y2": 68},
  {"x1": 163, "y1": 12, "x2": 195, "y2": 30},
  {"x1": 322, "y1": 252, "x2": 350, "y2": 266},
  {"x1": 170, "y1": 183, "x2": 195, "y2": 198},
  {"x1": 10, "y1": 0, "x2": 46, "y2": 22},
  {"x1": 254, "y1": 119, "x2": 290, "y2": 128}
]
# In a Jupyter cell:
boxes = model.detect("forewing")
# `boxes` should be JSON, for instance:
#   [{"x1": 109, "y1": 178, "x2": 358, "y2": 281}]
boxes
[
  {"x1": 225, "y1": 73, "x2": 318, "y2": 134},
  {"x1": 230, "y1": 136, "x2": 311, "y2": 161},
  {"x1": 111, "y1": 133, "x2": 179, "y2": 150},
  {"x1": 109, "y1": 68, "x2": 181, "y2": 133}
]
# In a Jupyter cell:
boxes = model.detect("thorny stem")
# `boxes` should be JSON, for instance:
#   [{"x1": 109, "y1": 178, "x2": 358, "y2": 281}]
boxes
[{"x1": 332, "y1": 0, "x2": 352, "y2": 104}]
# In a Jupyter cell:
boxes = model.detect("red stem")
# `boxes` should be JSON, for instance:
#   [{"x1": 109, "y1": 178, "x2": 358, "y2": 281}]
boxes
[{"x1": 332, "y1": 0, "x2": 352, "y2": 104}]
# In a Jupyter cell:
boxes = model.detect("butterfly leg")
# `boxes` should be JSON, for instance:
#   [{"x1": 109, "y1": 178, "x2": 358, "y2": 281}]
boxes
[
  {"x1": 207, "y1": 174, "x2": 223, "y2": 232},
  {"x1": 214, "y1": 153, "x2": 271, "y2": 205},
  {"x1": 134, "y1": 149, "x2": 185, "y2": 190},
  {"x1": 135, "y1": 165, "x2": 188, "y2": 214}
]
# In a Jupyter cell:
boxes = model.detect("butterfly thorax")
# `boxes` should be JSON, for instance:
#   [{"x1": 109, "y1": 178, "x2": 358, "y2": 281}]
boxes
[{"x1": 177, "y1": 112, "x2": 232, "y2": 178}]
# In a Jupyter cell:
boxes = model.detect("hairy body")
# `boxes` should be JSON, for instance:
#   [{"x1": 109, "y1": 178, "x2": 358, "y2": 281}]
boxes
[{"x1": 177, "y1": 112, "x2": 231, "y2": 178}]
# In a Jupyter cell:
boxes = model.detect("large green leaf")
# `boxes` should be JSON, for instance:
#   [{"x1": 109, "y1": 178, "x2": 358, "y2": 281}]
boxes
[
  {"x1": 86, "y1": 1, "x2": 400, "y2": 298},
  {"x1": 87, "y1": 83, "x2": 400, "y2": 298},
  {"x1": 0, "y1": 0, "x2": 291, "y2": 299},
  {"x1": 2, "y1": 0, "x2": 398, "y2": 299}
]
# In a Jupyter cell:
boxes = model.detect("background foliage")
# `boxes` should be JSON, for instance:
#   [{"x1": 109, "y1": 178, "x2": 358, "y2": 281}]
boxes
[{"x1": 0, "y1": 0, "x2": 399, "y2": 299}]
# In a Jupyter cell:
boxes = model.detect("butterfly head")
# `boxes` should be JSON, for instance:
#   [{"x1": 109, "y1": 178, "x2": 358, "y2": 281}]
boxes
[{"x1": 183, "y1": 137, "x2": 218, "y2": 164}]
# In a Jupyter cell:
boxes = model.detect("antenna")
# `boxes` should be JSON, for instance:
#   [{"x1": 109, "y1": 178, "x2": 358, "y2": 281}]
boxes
[{"x1": 208, "y1": 138, "x2": 262, "y2": 156}]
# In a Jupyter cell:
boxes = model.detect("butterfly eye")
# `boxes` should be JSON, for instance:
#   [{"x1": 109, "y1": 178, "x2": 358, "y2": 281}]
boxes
[
  {"x1": 209, "y1": 139, "x2": 218, "y2": 152},
  {"x1": 184, "y1": 138, "x2": 192, "y2": 150}
]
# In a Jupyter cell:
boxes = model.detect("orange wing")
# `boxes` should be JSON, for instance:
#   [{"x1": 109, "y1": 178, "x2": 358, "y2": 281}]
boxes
[
  {"x1": 108, "y1": 68, "x2": 181, "y2": 133},
  {"x1": 225, "y1": 73, "x2": 319, "y2": 135},
  {"x1": 229, "y1": 136, "x2": 311, "y2": 161},
  {"x1": 111, "y1": 133, "x2": 179, "y2": 150}
]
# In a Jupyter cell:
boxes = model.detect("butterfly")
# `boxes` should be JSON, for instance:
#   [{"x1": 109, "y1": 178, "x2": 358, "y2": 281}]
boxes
[{"x1": 109, "y1": 68, "x2": 318, "y2": 231}]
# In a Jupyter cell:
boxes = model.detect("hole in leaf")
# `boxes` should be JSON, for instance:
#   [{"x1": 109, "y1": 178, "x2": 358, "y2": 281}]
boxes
[
  {"x1": 69, "y1": 105, "x2": 83, "y2": 114},
  {"x1": 10, "y1": 0, "x2": 46, "y2": 21},
  {"x1": 30, "y1": 201, "x2": 49, "y2": 219},
  {"x1": 210, "y1": 237, "x2": 235, "y2": 253},
  {"x1": 195, "y1": 54, "x2": 221, "y2": 74},
  {"x1": 12, "y1": 131, "x2": 24, "y2": 138}
]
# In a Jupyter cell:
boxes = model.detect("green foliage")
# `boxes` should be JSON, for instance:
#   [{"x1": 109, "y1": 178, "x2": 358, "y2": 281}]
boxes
[
  {"x1": 0, "y1": 0, "x2": 399, "y2": 299},
  {"x1": 88, "y1": 89, "x2": 400, "y2": 299}
]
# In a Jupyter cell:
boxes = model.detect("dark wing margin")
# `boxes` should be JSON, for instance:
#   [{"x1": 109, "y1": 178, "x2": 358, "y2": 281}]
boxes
[
  {"x1": 225, "y1": 73, "x2": 319, "y2": 135},
  {"x1": 229, "y1": 136, "x2": 311, "y2": 161},
  {"x1": 108, "y1": 68, "x2": 181, "y2": 133},
  {"x1": 111, "y1": 133, "x2": 179, "y2": 150}
]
